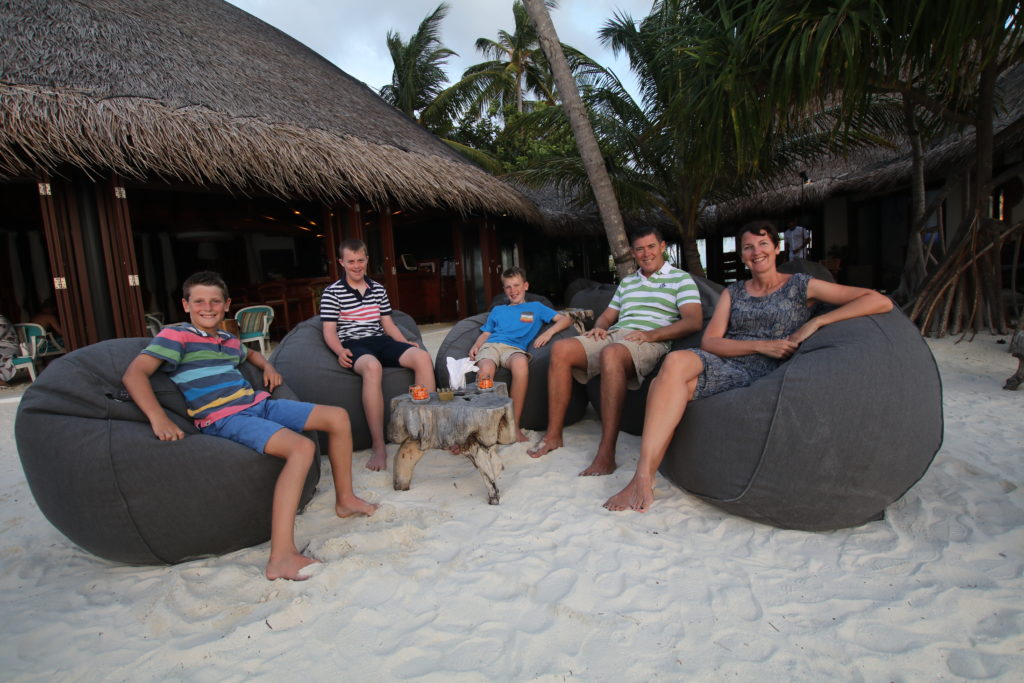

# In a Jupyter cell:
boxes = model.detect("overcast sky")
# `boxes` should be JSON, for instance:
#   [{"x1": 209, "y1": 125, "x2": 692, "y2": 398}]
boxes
[{"x1": 226, "y1": 0, "x2": 656, "y2": 100}]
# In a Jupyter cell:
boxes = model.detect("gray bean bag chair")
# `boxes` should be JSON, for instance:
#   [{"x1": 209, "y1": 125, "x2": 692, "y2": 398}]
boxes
[
  {"x1": 659, "y1": 308, "x2": 943, "y2": 530},
  {"x1": 14, "y1": 338, "x2": 320, "y2": 565},
  {"x1": 270, "y1": 312, "x2": 424, "y2": 452},
  {"x1": 433, "y1": 312, "x2": 586, "y2": 431},
  {"x1": 779, "y1": 258, "x2": 835, "y2": 282},
  {"x1": 580, "y1": 275, "x2": 724, "y2": 433}
]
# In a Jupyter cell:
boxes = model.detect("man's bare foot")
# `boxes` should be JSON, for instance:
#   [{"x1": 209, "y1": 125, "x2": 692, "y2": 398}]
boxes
[
  {"x1": 579, "y1": 453, "x2": 616, "y2": 476},
  {"x1": 603, "y1": 476, "x2": 654, "y2": 512},
  {"x1": 527, "y1": 435, "x2": 562, "y2": 458},
  {"x1": 336, "y1": 496, "x2": 379, "y2": 518},
  {"x1": 515, "y1": 430, "x2": 530, "y2": 443},
  {"x1": 266, "y1": 553, "x2": 319, "y2": 580},
  {"x1": 366, "y1": 448, "x2": 388, "y2": 471}
]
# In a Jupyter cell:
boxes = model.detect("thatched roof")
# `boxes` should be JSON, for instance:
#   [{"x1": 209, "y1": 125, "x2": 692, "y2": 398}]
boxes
[
  {"x1": 516, "y1": 183, "x2": 675, "y2": 239},
  {"x1": 0, "y1": 0, "x2": 539, "y2": 221},
  {"x1": 702, "y1": 66, "x2": 1024, "y2": 232}
]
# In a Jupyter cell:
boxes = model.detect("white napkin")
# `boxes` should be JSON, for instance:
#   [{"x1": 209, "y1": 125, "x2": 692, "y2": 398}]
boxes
[{"x1": 446, "y1": 356, "x2": 479, "y2": 390}]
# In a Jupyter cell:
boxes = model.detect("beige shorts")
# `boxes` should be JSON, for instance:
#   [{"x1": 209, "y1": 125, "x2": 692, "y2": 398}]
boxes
[
  {"x1": 476, "y1": 342, "x2": 530, "y2": 368},
  {"x1": 571, "y1": 329, "x2": 670, "y2": 390}
]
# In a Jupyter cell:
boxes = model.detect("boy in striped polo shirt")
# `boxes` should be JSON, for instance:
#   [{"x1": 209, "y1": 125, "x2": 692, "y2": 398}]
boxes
[
  {"x1": 528, "y1": 227, "x2": 703, "y2": 476},
  {"x1": 320, "y1": 239, "x2": 435, "y2": 471},
  {"x1": 123, "y1": 271, "x2": 377, "y2": 581}
]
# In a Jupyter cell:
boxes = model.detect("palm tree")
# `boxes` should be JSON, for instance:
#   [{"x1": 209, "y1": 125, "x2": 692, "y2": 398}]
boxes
[
  {"x1": 433, "y1": 0, "x2": 559, "y2": 125},
  {"x1": 522, "y1": 0, "x2": 632, "y2": 278},
  {"x1": 513, "y1": 0, "x2": 842, "y2": 277},
  {"x1": 675, "y1": 0, "x2": 1024, "y2": 334},
  {"x1": 379, "y1": 3, "x2": 456, "y2": 133}
]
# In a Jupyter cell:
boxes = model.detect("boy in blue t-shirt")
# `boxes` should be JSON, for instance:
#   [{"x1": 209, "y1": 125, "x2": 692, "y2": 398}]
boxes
[
  {"x1": 123, "y1": 271, "x2": 377, "y2": 582},
  {"x1": 469, "y1": 267, "x2": 571, "y2": 442}
]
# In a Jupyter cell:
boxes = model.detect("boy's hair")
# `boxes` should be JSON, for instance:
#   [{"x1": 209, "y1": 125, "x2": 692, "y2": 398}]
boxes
[
  {"x1": 338, "y1": 238, "x2": 368, "y2": 257},
  {"x1": 629, "y1": 226, "x2": 664, "y2": 244},
  {"x1": 501, "y1": 266, "x2": 528, "y2": 282},
  {"x1": 182, "y1": 271, "x2": 229, "y2": 300},
  {"x1": 737, "y1": 220, "x2": 781, "y2": 246}
]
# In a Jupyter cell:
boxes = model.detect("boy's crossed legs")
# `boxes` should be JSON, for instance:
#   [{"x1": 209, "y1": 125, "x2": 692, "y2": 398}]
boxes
[{"x1": 475, "y1": 351, "x2": 531, "y2": 443}]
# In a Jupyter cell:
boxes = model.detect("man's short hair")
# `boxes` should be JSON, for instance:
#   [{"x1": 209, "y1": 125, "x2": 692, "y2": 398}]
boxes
[
  {"x1": 629, "y1": 226, "x2": 664, "y2": 245},
  {"x1": 501, "y1": 266, "x2": 528, "y2": 282},
  {"x1": 182, "y1": 271, "x2": 229, "y2": 300},
  {"x1": 339, "y1": 238, "x2": 368, "y2": 257}
]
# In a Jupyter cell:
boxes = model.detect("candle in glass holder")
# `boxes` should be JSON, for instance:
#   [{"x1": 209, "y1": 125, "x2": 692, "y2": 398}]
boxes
[
  {"x1": 438, "y1": 387, "x2": 454, "y2": 401},
  {"x1": 477, "y1": 377, "x2": 493, "y2": 391},
  {"x1": 409, "y1": 384, "x2": 429, "y2": 401}
]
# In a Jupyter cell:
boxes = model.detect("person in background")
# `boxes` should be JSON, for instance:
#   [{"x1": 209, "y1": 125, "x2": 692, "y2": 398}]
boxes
[
  {"x1": 0, "y1": 314, "x2": 19, "y2": 390},
  {"x1": 784, "y1": 219, "x2": 811, "y2": 260}
]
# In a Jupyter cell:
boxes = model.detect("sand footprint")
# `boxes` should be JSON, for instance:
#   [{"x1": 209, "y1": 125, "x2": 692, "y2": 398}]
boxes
[{"x1": 532, "y1": 568, "x2": 577, "y2": 604}]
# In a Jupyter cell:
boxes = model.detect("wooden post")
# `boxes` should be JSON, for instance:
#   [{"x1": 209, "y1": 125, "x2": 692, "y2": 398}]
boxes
[{"x1": 379, "y1": 207, "x2": 399, "y2": 309}]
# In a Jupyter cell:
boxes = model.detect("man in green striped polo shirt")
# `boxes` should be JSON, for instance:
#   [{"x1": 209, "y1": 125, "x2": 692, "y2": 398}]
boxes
[{"x1": 528, "y1": 227, "x2": 703, "y2": 476}]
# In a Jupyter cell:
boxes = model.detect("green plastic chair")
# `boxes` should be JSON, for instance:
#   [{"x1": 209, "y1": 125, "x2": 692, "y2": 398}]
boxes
[{"x1": 234, "y1": 305, "x2": 274, "y2": 355}]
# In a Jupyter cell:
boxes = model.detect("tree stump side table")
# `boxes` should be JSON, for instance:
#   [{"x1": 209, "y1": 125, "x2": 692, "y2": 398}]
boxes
[{"x1": 389, "y1": 382, "x2": 515, "y2": 504}]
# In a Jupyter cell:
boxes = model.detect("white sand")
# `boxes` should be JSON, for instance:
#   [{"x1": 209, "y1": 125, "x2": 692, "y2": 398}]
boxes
[{"x1": 1, "y1": 335, "x2": 1022, "y2": 680}]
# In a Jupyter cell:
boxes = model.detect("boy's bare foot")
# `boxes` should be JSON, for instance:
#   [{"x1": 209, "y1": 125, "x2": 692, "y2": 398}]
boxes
[
  {"x1": 266, "y1": 553, "x2": 319, "y2": 581},
  {"x1": 515, "y1": 430, "x2": 530, "y2": 443},
  {"x1": 579, "y1": 453, "x2": 616, "y2": 476},
  {"x1": 527, "y1": 435, "x2": 561, "y2": 458},
  {"x1": 603, "y1": 476, "x2": 654, "y2": 512},
  {"x1": 366, "y1": 448, "x2": 388, "y2": 471},
  {"x1": 336, "y1": 496, "x2": 379, "y2": 518}
]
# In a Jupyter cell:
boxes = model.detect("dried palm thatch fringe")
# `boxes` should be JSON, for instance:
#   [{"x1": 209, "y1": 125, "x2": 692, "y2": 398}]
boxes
[
  {"x1": 0, "y1": 85, "x2": 540, "y2": 221},
  {"x1": 909, "y1": 216, "x2": 1023, "y2": 337},
  {"x1": 0, "y1": 0, "x2": 540, "y2": 222}
]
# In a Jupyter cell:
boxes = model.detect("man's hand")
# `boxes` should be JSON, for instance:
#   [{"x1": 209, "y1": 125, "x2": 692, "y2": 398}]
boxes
[
  {"x1": 337, "y1": 347, "x2": 354, "y2": 368},
  {"x1": 150, "y1": 414, "x2": 185, "y2": 441},
  {"x1": 584, "y1": 327, "x2": 608, "y2": 340},
  {"x1": 262, "y1": 363, "x2": 283, "y2": 391},
  {"x1": 622, "y1": 329, "x2": 651, "y2": 344}
]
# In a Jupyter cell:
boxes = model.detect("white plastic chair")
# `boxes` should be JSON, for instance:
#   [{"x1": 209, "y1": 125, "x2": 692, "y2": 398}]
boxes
[{"x1": 234, "y1": 305, "x2": 274, "y2": 355}]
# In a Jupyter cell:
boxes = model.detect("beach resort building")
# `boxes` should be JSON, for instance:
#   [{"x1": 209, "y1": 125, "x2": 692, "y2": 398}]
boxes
[{"x1": 0, "y1": 0, "x2": 543, "y2": 350}]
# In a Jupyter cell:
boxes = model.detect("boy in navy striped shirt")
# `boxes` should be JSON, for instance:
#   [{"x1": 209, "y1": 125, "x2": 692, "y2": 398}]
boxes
[
  {"x1": 123, "y1": 271, "x2": 377, "y2": 581},
  {"x1": 320, "y1": 239, "x2": 435, "y2": 471}
]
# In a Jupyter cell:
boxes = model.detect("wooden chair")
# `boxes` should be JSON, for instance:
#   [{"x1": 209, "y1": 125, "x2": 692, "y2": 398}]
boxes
[
  {"x1": 257, "y1": 282, "x2": 291, "y2": 338},
  {"x1": 234, "y1": 305, "x2": 274, "y2": 355}
]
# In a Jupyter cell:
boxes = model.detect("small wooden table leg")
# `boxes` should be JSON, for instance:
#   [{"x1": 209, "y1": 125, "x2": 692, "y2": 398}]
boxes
[
  {"x1": 393, "y1": 438, "x2": 425, "y2": 491},
  {"x1": 467, "y1": 443, "x2": 503, "y2": 505}
]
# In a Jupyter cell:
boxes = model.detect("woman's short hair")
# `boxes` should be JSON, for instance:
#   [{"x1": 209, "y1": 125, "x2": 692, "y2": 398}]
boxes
[{"x1": 736, "y1": 221, "x2": 781, "y2": 246}]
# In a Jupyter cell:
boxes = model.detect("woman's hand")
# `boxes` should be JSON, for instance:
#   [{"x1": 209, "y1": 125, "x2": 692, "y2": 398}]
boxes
[
  {"x1": 786, "y1": 318, "x2": 822, "y2": 346},
  {"x1": 758, "y1": 339, "x2": 799, "y2": 359}
]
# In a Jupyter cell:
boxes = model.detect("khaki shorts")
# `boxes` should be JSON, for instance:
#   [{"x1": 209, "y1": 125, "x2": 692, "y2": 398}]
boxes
[
  {"x1": 571, "y1": 329, "x2": 670, "y2": 390},
  {"x1": 476, "y1": 342, "x2": 530, "y2": 368}
]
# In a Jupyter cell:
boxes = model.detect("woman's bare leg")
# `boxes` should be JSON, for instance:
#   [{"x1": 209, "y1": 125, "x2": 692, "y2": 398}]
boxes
[{"x1": 604, "y1": 350, "x2": 702, "y2": 513}]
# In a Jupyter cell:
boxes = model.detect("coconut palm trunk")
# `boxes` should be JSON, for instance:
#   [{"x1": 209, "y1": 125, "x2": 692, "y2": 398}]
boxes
[{"x1": 522, "y1": 0, "x2": 633, "y2": 279}]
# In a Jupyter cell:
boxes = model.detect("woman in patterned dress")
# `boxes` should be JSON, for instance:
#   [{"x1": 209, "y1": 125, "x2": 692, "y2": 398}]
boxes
[{"x1": 605, "y1": 221, "x2": 893, "y2": 513}]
